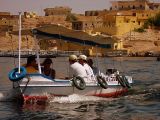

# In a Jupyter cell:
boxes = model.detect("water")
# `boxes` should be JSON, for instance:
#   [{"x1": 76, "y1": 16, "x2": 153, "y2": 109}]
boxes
[{"x1": 0, "y1": 57, "x2": 160, "y2": 120}]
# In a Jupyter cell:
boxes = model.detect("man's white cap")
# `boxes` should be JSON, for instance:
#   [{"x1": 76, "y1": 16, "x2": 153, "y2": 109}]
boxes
[
  {"x1": 69, "y1": 55, "x2": 77, "y2": 60},
  {"x1": 78, "y1": 55, "x2": 87, "y2": 61}
]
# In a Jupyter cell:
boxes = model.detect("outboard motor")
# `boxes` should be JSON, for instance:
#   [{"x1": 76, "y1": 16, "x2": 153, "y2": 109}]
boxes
[{"x1": 106, "y1": 68, "x2": 118, "y2": 75}]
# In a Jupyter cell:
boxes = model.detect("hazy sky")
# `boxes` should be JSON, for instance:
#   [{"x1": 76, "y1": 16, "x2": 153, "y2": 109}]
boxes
[{"x1": 0, "y1": 0, "x2": 159, "y2": 15}]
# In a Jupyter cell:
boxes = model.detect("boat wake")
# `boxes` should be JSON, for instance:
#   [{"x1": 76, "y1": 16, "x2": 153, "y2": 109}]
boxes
[
  {"x1": 49, "y1": 94, "x2": 114, "y2": 104},
  {"x1": 0, "y1": 91, "x2": 13, "y2": 102},
  {"x1": 0, "y1": 89, "x2": 20, "y2": 102}
]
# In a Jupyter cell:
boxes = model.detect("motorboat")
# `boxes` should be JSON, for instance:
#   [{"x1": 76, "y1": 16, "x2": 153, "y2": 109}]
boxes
[
  {"x1": 8, "y1": 12, "x2": 133, "y2": 104},
  {"x1": 10, "y1": 72, "x2": 132, "y2": 103}
]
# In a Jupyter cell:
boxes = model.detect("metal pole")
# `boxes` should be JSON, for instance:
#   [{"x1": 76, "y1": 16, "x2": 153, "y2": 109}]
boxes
[
  {"x1": 34, "y1": 34, "x2": 42, "y2": 74},
  {"x1": 18, "y1": 12, "x2": 22, "y2": 73}
]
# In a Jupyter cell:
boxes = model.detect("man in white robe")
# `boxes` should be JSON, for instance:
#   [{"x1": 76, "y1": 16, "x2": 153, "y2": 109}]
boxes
[
  {"x1": 69, "y1": 55, "x2": 87, "y2": 81},
  {"x1": 78, "y1": 55, "x2": 96, "y2": 83}
]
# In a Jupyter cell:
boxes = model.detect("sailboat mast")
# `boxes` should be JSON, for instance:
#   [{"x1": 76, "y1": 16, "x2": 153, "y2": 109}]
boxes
[{"x1": 18, "y1": 12, "x2": 22, "y2": 73}]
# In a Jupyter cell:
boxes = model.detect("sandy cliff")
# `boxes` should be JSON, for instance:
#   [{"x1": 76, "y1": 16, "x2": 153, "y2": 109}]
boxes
[
  {"x1": 120, "y1": 29, "x2": 160, "y2": 54},
  {"x1": 0, "y1": 33, "x2": 35, "y2": 51}
]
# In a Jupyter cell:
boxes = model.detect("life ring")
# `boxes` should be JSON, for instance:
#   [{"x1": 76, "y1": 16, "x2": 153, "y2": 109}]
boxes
[
  {"x1": 8, "y1": 66, "x2": 27, "y2": 82},
  {"x1": 97, "y1": 75, "x2": 108, "y2": 89},
  {"x1": 116, "y1": 75, "x2": 126, "y2": 88},
  {"x1": 121, "y1": 75, "x2": 131, "y2": 88},
  {"x1": 71, "y1": 76, "x2": 86, "y2": 90}
]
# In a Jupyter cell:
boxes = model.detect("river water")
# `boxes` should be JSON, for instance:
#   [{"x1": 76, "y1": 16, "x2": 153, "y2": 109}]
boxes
[{"x1": 0, "y1": 57, "x2": 160, "y2": 120}]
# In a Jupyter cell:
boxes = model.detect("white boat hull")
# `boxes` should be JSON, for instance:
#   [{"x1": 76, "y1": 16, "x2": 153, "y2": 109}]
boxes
[{"x1": 14, "y1": 74, "x2": 132, "y2": 103}]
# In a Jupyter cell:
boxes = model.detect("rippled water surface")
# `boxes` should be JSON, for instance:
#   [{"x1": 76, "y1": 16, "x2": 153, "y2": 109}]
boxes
[{"x1": 0, "y1": 57, "x2": 160, "y2": 120}]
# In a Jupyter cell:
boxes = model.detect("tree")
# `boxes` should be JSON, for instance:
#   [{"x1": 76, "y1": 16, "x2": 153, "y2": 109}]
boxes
[
  {"x1": 143, "y1": 12, "x2": 160, "y2": 28},
  {"x1": 153, "y1": 12, "x2": 160, "y2": 26}
]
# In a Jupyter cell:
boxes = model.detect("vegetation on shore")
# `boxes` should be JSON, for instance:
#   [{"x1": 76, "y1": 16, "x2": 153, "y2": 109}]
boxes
[
  {"x1": 144, "y1": 12, "x2": 160, "y2": 29},
  {"x1": 134, "y1": 12, "x2": 160, "y2": 33}
]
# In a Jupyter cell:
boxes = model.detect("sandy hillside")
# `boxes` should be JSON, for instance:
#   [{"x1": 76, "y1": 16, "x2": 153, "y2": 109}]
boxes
[{"x1": 120, "y1": 29, "x2": 160, "y2": 54}]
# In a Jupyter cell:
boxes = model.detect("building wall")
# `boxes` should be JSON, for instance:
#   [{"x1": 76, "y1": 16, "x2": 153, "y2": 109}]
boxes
[
  {"x1": 95, "y1": 10, "x2": 158, "y2": 36},
  {"x1": 24, "y1": 12, "x2": 37, "y2": 18},
  {"x1": 94, "y1": 16, "x2": 139, "y2": 36},
  {"x1": 0, "y1": 19, "x2": 17, "y2": 26},
  {"x1": 44, "y1": 6, "x2": 72, "y2": 16},
  {"x1": 111, "y1": 0, "x2": 160, "y2": 11},
  {"x1": 85, "y1": 10, "x2": 102, "y2": 16},
  {"x1": 0, "y1": 13, "x2": 19, "y2": 31},
  {"x1": 111, "y1": 0, "x2": 146, "y2": 10},
  {"x1": 72, "y1": 21, "x2": 83, "y2": 30},
  {"x1": 72, "y1": 20, "x2": 103, "y2": 31},
  {"x1": 0, "y1": 19, "x2": 18, "y2": 32},
  {"x1": 0, "y1": 12, "x2": 10, "y2": 15},
  {"x1": 56, "y1": 40, "x2": 114, "y2": 56},
  {"x1": 22, "y1": 15, "x2": 71, "y2": 29}
]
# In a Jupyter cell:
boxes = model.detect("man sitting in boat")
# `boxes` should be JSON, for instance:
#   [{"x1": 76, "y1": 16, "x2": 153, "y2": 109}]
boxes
[
  {"x1": 24, "y1": 55, "x2": 38, "y2": 73},
  {"x1": 87, "y1": 58, "x2": 98, "y2": 75},
  {"x1": 78, "y1": 55, "x2": 96, "y2": 82},
  {"x1": 41, "y1": 58, "x2": 56, "y2": 79},
  {"x1": 68, "y1": 54, "x2": 88, "y2": 82}
]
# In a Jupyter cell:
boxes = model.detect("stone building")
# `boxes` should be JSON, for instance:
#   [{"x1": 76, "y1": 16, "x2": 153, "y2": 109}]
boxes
[
  {"x1": 0, "y1": 12, "x2": 10, "y2": 16},
  {"x1": 93, "y1": 0, "x2": 160, "y2": 36},
  {"x1": 85, "y1": 10, "x2": 103, "y2": 16},
  {"x1": 0, "y1": 12, "x2": 18, "y2": 31},
  {"x1": 24, "y1": 12, "x2": 37, "y2": 18},
  {"x1": 44, "y1": 6, "x2": 72, "y2": 16},
  {"x1": 72, "y1": 15, "x2": 103, "y2": 32},
  {"x1": 110, "y1": 0, "x2": 160, "y2": 11},
  {"x1": 95, "y1": 9, "x2": 158, "y2": 36}
]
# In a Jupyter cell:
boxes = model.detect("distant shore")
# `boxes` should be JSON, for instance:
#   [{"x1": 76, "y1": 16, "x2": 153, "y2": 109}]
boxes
[{"x1": 0, "y1": 51, "x2": 159, "y2": 57}]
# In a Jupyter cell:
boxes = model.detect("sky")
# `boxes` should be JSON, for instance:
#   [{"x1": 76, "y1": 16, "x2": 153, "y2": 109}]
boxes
[{"x1": 0, "y1": 0, "x2": 159, "y2": 15}]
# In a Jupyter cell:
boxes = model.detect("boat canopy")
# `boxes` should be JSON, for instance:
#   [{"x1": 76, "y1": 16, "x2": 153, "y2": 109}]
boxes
[{"x1": 34, "y1": 25, "x2": 116, "y2": 49}]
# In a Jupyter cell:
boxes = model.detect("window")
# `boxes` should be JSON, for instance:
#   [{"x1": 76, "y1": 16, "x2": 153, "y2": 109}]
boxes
[
  {"x1": 95, "y1": 12, "x2": 98, "y2": 16},
  {"x1": 132, "y1": 13, "x2": 136, "y2": 16},
  {"x1": 133, "y1": 5, "x2": 135, "y2": 9}
]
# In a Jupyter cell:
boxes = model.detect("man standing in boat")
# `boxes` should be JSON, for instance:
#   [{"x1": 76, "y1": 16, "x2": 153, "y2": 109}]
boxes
[{"x1": 68, "y1": 54, "x2": 88, "y2": 82}]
